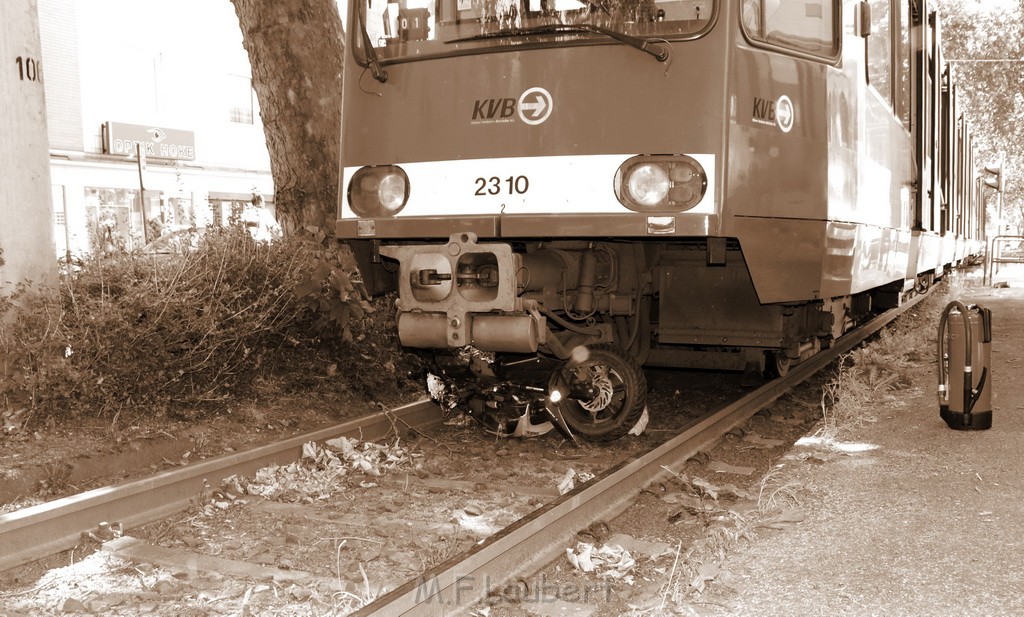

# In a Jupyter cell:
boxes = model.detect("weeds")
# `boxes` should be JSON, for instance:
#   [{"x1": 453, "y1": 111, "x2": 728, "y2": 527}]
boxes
[
  {"x1": 756, "y1": 465, "x2": 803, "y2": 514},
  {"x1": 37, "y1": 461, "x2": 73, "y2": 495},
  {"x1": 419, "y1": 531, "x2": 464, "y2": 569},
  {"x1": 331, "y1": 540, "x2": 383, "y2": 612},
  {"x1": 658, "y1": 287, "x2": 956, "y2": 608},
  {"x1": 814, "y1": 285, "x2": 953, "y2": 440}
]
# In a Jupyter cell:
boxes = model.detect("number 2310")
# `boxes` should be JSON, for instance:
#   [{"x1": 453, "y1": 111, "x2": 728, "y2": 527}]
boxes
[{"x1": 475, "y1": 175, "x2": 529, "y2": 196}]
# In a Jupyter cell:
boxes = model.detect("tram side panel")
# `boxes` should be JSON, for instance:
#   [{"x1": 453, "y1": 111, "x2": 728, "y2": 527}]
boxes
[
  {"x1": 721, "y1": 0, "x2": 917, "y2": 310},
  {"x1": 721, "y1": 16, "x2": 830, "y2": 306}
]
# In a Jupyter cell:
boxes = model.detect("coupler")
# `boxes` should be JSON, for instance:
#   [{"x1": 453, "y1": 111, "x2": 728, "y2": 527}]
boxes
[{"x1": 937, "y1": 301, "x2": 992, "y2": 430}]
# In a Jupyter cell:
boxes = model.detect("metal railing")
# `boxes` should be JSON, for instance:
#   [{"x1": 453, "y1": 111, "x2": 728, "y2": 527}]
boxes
[{"x1": 985, "y1": 235, "x2": 1024, "y2": 286}]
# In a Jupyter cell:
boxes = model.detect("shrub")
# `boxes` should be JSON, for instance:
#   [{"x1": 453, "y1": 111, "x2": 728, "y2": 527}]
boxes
[{"x1": 0, "y1": 225, "x2": 411, "y2": 424}]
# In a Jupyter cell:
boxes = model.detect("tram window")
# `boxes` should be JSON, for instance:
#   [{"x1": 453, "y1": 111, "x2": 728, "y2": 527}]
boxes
[
  {"x1": 364, "y1": 0, "x2": 715, "y2": 61},
  {"x1": 741, "y1": 0, "x2": 839, "y2": 58},
  {"x1": 866, "y1": 0, "x2": 892, "y2": 107},
  {"x1": 894, "y1": 0, "x2": 911, "y2": 127},
  {"x1": 372, "y1": 0, "x2": 435, "y2": 44}
]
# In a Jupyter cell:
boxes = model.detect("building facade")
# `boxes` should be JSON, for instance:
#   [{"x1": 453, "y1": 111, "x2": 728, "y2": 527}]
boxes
[{"x1": 39, "y1": 0, "x2": 275, "y2": 257}]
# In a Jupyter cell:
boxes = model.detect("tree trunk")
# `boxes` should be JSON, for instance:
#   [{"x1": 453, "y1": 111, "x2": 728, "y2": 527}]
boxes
[{"x1": 231, "y1": 0, "x2": 344, "y2": 232}]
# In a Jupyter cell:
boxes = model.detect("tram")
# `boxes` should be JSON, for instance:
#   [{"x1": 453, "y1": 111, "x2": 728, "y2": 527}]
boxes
[{"x1": 337, "y1": 0, "x2": 986, "y2": 440}]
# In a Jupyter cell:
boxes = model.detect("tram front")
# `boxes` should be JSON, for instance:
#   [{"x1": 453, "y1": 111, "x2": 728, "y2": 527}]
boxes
[{"x1": 337, "y1": 0, "x2": 725, "y2": 440}]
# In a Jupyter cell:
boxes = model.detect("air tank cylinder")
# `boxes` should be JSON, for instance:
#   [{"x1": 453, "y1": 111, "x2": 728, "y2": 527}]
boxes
[{"x1": 938, "y1": 302, "x2": 992, "y2": 430}]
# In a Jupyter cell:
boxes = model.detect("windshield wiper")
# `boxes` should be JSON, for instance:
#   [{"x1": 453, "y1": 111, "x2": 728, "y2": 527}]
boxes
[
  {"x1": 446, "y1": 23, "x2": 669, "y2": 62},
  {"x1": 358, "y1": 1, "x2": 388, "y2": 82}
]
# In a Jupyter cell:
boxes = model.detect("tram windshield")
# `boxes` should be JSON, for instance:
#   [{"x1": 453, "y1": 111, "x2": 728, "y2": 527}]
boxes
[{"x1": 357, "y1": 0, "x2": 716, "y2": 63}]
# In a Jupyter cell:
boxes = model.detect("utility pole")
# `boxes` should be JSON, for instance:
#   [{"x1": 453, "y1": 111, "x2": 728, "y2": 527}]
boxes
[
  {"x1": 137, "y1": 142, "x2": 149, "y2": 243},
  {"x1": 0, "y1": 0, "x2": 56, "y2": 291}
]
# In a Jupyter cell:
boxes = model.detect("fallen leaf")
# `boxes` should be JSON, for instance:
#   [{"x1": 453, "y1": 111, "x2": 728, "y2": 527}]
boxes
[
  {"x1": 742, "y1": 434, "x2": 785, "y2": 448},
  {"x1": 708, "y1": 461, "x2": 756, "y2": 476},
  {"x1": 760, "y1": 508, "x2": 805, "y2": 529},
  {"x1": 719, "y1": 483, "x2": 754, "y2": 500},
  {"x1": 659, "y1": 491, "x2": 692, "y2": 505},
  {"x1": 61, "y1": 598, "x2": 88, "y2": 613},
  {"x1": 691, "y1": 476, "x2": 720, "y2": 498},
  {"x1": 557, "y1": 468, "x2": 577, "y2": 495}
]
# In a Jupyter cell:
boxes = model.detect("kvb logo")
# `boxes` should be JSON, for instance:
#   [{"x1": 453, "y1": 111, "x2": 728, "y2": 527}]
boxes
[
  {"x1": 472, "y1": 98, "x2": 517, "y2": 123},
  {"x1": 471, "y1": 87, "x2": 554, "y2": 125},
  {"x1": 517, "y1": 87, "x2": 553, "y2": 125},
  {"x1": 752, "y1": 94, "x2": 795, "y2": 133}
]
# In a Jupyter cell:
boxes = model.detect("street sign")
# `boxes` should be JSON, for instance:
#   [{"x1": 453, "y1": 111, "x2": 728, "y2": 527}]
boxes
[{"x1": 103, "y1": 122, "x2": 196, "y2": 161}]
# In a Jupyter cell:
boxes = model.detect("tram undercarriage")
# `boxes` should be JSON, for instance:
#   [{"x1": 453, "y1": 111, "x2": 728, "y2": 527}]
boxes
[{"x1": 381, "y1": 233, "x2": 899, "y2": 441}]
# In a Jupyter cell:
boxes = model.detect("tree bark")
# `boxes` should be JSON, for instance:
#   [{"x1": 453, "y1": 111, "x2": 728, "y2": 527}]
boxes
[{"x1": 231, "y1": 0, "x2": 344, "y2": 232}]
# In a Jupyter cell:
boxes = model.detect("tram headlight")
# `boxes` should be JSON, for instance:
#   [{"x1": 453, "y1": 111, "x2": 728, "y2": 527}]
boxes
[
  {"x1": 348, "y1": 165, "x2": 410, "y2": 217},
  {"x1": 614, "y1": 155, "x2": 708, "y2": 212},
  {"x1": 626, "y1": 164, "x2": 671, "y2": 207}
]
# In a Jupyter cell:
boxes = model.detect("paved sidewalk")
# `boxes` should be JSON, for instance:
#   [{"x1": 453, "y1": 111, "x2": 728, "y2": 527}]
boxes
[{"x1": 701, "y1": 281, "x2": 1024, "y2": 616}]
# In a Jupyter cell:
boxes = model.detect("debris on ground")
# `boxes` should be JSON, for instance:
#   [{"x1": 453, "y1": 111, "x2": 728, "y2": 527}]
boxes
[
  {"x1": 603, "y1": 533, "x2": 675, "y2": 560},
  {"x1": 224, "y1": 438, "x2": 421, "y2": 503},
  {"x1": 661, "y1": 471, "x2": 754, "y2": 501},
  {"x1": 324, "y1": 435, "x2": 421, "y2": 476},
  {"x1": 566, "y1": 542, "x2": 637, "y2": 584},
  {"x1": 628, "y1": 407, "x2": 650, "y2": 436},
  {"x1": 556, "y1": 468, "x2": 595, "y2": 495},
  {"x1": 757, "y1": 508, "x2": 805, "y2": 529},
  {"x1": 741, "y1": 433, "x2": 785, "y2": 449}
]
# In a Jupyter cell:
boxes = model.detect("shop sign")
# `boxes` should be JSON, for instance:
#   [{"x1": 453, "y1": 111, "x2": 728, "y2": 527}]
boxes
[{"x1": 103, "y1": 122, "x2": 196, "y2": 161}]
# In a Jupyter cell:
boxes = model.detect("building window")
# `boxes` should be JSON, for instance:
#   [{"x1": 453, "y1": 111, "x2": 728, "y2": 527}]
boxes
[
  {"x1": 227, "y1": 75, "x2": 255, "y2": 124},
  {"x1": 84, "y1": 187, "x2": 140, "y2": 253}
]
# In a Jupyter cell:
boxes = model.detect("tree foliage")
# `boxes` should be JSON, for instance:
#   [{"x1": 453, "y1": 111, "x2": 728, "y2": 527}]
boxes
[{"x1": 936, "y1": 0, "x2": 1024, "y2": 233}]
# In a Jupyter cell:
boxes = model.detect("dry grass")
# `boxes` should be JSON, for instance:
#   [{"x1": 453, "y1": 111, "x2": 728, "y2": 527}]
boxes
[
  {"x1": 656, "y1": 281, "x2": 961, "y2": 608},
  {"x1": 756, "y1": 465, "x2": 803, "y2": 514},
  {"x1": 815, "y1": 282, "x2": 955, "y2": 441}
]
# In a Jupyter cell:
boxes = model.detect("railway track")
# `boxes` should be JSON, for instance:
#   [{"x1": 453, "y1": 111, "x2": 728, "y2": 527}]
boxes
[
  {"x1": 351, "y1": 293, "x2": 928, "y2": 616},
  {"x1": 0, "y1": 400, "x2": 444, "y2": 572},
  {"x1": 1, "y1": 291, "x2": 928, "y2": 614}
]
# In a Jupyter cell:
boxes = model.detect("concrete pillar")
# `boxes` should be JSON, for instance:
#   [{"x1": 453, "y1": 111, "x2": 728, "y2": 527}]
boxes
[{"x1": 0, "y1": 0, "x2": 56, "y2": 291}]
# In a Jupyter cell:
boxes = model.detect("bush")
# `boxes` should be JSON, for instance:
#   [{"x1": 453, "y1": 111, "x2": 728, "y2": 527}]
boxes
[{"x1": 0, "y1": 226, "x2": 411, "y2": 423}]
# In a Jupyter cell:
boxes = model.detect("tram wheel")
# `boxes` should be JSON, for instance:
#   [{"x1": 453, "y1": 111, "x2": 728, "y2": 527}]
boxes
[
  {"x1": 764, "y1": 351, "x2": 791, "y2": 379},
  {"x1": 549, "y1": 344, "x2": 647, "y2": 442}
]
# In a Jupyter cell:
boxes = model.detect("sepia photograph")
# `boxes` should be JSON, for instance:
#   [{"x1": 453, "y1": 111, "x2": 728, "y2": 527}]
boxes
[{"x1": 2, "y1": 0, "x2": 1023, "y2": 614}]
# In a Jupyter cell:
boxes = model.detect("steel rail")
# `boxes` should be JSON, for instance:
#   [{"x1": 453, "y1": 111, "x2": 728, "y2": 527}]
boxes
[
  {"x1": 355, "y1": 294, "x2": 927, "y2": 616},
  {"x1": 0, "y1": 399, "x2": 441, "y2": 572}
]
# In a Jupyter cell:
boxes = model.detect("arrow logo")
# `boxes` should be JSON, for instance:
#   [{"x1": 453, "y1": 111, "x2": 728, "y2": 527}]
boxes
[
  {"x1": 520, "y1": 96, "x2": 547, "y2": 118},
  {"x1": 775, "y1": 95, "x2": 794, "y2": 133},
  {"x1": 517, "y1": 87, "x2": 553, "y2": 125}
]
